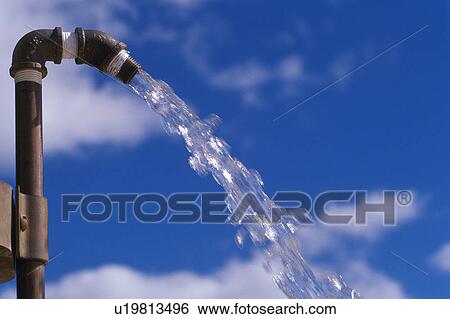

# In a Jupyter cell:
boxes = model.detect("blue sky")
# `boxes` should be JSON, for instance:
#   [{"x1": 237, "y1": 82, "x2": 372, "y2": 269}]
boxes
[{"x1": 0, "y1": 0, "x2": 449, "y2": 298}]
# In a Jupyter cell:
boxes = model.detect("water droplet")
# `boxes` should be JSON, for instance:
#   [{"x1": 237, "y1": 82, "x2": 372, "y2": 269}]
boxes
[
  {"x1": 286, "y1": 221, "x2": 298, "y2": 234},
  {"x1": 351, "y1": 289, "x2": 362, "y2": 299},
  {"x1": 249, "y1": 169, "x2": 264, "y2": 186},
  {"x1": 235, "y1": 228, "x2": 246, "y2": 249},
  {"x1": 204, "y1": 114, "x2": 222, "y2": 129}
]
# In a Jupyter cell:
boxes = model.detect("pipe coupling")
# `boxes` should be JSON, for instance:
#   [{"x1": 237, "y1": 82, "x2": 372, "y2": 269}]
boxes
[{"x1": 15, "y1": 187, "x2": 48, "y2": 264}]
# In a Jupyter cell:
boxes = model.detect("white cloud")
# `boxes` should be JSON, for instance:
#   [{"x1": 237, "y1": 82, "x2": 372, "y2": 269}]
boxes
[
  {"x1": 298, "y1": 191, "x2": 423, "y2": 250},
  {"x1": 292, "y1": 191, "x2": 422, "y2": 298},
  {"x1": 277, "y1": 56, "x2": 303, "y2": 82},
  {"x1": 180, "y1": 23, "x2": 223, "y2": 75},
  {"x1": 173, "y1": 20, "x2": 307, "y2": 106},
  {"x1": 211, "y1": 56, "x2": 303, "y2": 92},
  {"x1": 211, "y1": 61, "x2": 271, "y2": 91},
  {"x1": 207, "y1": 56, "x2": 304, "y2": 106},
  {"x1": 43, "y1": 65, "x2": 160, "y2": 154},
  {"x1": 159, "y1": 0, "x2": 204, "y2": 10},
  {"x1": 292, "y1": 190, "x2": 425, "y2": 299},
  {"x1": 1, "y1": 256, "x2": 284, "y2": 299},
  {"x1": 329, "y1": 51, "x2": 357, "y2": 79},
  {"x1": 430, "y1": 243, "x2": 450, "y2": 273},
  {"x1": 341, "y1": 261, "x2": 406, "y2": 298},
  {"x1": 121, "y1": 5, "x2": 311, "y2": 107},
  {"x1": 141, "y1": 25, "x2": 180, "y2": 43},
  {"x1": 0, "y1": 254, "x2": 406, "y2": 299},
  {"x1": 0, "y1": 0, "x2": 161, "y2": 171}
]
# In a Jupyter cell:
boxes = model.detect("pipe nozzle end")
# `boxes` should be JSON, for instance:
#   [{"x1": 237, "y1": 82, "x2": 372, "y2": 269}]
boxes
[{"x1": 116, "y1": 56, "x2": 140, "y2": 84}]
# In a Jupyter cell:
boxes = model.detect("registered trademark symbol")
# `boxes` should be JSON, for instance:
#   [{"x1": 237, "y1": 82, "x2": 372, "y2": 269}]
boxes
[{"x1": 397, "y1": 190, "x2": 413, "y2": 206}]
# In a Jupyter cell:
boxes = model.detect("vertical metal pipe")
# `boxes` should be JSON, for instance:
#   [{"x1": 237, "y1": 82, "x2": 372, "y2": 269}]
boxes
[
  {"x1": 9, "y1": 27, "x2": 141, "y2": 299},
  {"x1": 14, "y1": 74, "x2": 45, "y2": 299}
]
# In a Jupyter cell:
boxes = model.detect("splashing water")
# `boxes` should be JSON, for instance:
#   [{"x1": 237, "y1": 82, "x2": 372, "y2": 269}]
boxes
[{"x1": 129, "y1": 70, "x2": 360, "y2": 299}]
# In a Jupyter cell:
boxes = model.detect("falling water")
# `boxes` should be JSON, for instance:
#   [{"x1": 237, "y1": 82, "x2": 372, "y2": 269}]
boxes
[{"x1": 129, "y1": 69, "x2": 359, "y2": 298}]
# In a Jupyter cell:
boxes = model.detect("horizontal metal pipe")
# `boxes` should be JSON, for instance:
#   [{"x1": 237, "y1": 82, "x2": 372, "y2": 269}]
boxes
[{"x1": 10, "y1": 27, "x2": 140, "y2": 84}]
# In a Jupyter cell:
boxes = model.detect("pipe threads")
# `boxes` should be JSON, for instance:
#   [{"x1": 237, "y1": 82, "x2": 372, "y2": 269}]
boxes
[
  {"x1": 117, "y1": 56, "x2": 141, "y2": 84},
  {"x1": 14, "y1": 69, "x2": 42, "y2": 84},
  {"x1": 106, "y1": 49, "x2": 141, "y2": 84},
  {"x1": 106, "y1": 49, "x2": 130, "y2": 76}
]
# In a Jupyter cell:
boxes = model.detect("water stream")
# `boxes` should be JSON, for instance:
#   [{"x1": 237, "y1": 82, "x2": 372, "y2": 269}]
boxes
[{"x1": 129, "y1": 69, "x2": 359, "y2": 299}]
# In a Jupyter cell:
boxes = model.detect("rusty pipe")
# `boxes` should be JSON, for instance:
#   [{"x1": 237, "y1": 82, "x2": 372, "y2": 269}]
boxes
[{"x1": 10, "y1": 27, "x2": 141, "y2": 298}]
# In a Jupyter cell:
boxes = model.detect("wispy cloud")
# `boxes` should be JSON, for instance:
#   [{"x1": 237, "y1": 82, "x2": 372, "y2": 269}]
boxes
[
  {"x1": 0, "y1": 254, "x2": 406, "y2": 298},
  {"x1": 341, "y1": 260, "x2": 406, "y2": 298},
  {"x1": 211, "y1": 56, "x2": 304, "y2": 93},
  {"x1": 211, "y1": 61, "x2": 272, "y2": 91},
  {"x1": 273, "y1": 25, "x2": 429, "y2": 121},
  {"x1": 430, "y1": 243, "x2": 450, "y2": 273},
  {"x1": 183, "y1": 23, "x2": 307, "y2": 106},
  {"x1": 197, "y1": 54, "x2": 305, "y2": 106},
  {"x1": 297, "y1": 190, "x2": 424, "y2": 254},
  {"x1": 1, "y1": 256, "x2": 284, "y2": 298},
  {"x1": 141, "y1": 25, "x2": 180, "y2": 43},
  {"x1": 159, "y1": 0, "x2": 205, "y2": 10},
  {"x1": 138, "y1": 10, "x2": 309, "y2": 107},
  {"x1": 294, "y1": 190, "x2": 424, "y2": 297}
]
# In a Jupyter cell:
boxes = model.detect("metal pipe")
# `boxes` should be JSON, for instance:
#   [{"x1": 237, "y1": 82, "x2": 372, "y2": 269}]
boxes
[
  {"x1": 14, "y1": 69, "x2": 44, "y2": 299},
  {"x1": 9, "y1": 27, "x2": 141, "y2": 299},
  {"x1": 10, "y1": 27, "x2": 141, "y2": 82}
]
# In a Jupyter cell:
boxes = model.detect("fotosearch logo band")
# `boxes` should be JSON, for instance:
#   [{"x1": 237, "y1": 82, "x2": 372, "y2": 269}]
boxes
[{"x1": 61, "y1": 190, "x2": 413, "y2": 225}]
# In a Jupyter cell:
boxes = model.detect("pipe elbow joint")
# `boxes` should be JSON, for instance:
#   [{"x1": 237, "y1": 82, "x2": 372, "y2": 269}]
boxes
[
  {"x1": 75, "y1": 28, "x2": 140, "y2": 83},
  {"x1": 10, "y1": 28, "x2": 63, "y2": 78},
  {"x1": 10, "y1": 27, "x2": 140, "y2": 84}
]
